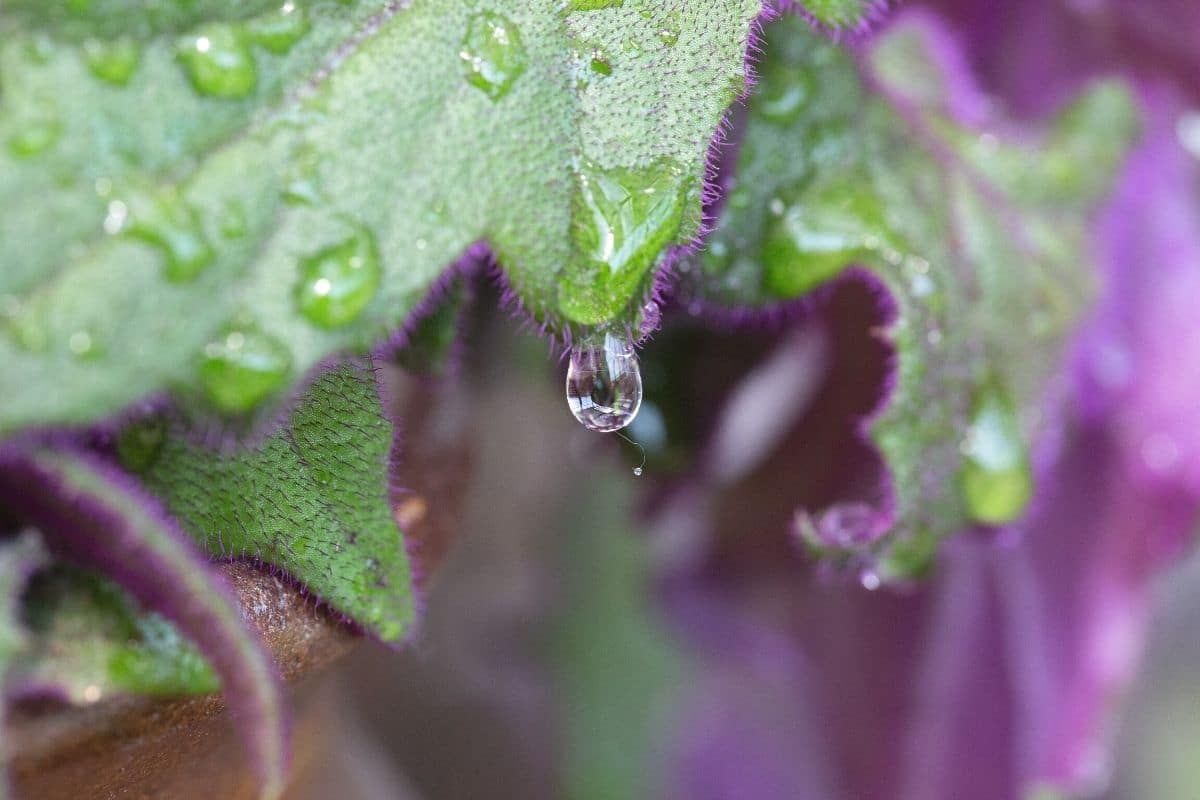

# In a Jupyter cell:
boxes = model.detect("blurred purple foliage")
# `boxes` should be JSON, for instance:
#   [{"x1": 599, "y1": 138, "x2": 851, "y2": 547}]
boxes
[{"x1": 649, "y1": 3, "x2": 1200, "y2": 798}]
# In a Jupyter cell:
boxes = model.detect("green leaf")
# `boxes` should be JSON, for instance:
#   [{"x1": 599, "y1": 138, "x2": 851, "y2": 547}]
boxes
[
  {"x1": 17, "y1": 566, "x2": 219, "y2": 702},
  {"x1": 0, "y1": 0, "x2": 760, "y2": 433},
  {"x1": 692, "y1": 15, "x2": 1137, "y2": 574},
  {"x1": 120, "y1": 360, "x2": 416, "y2": 642}
]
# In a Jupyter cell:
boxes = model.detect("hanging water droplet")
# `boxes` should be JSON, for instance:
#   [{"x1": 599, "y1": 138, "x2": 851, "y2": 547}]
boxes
[
  {"x1": 566, "y1": 332, "x2": 642, "y2": 432},
  {"x1": 958, "y1": 383, "x2": 1033, "y2": 524},
  {"x1": 632, "y1": 466, "x2": 643, "y2": 476},
  {"x1": 246, "y1": 2, "x2": 310, "y2": 53},
  {"x1": 82, "y1": 37, "x2": 140, "y2": 85},
  {"x1": 294, "y1": 228, "x2": 382, "y2": 328},
  {"x1": 199, "y1": 323, "x2": 292, "y2": 413},
  {"x1": 459, "y1": 11, "x2": 527, "y2": 101},
  {"x1": 176, "y1": 25, "x2": 257, "y2": 98}
]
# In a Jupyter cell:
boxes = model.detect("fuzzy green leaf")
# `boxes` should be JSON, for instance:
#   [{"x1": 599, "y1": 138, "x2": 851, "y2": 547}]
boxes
[
  {"x1": 692, "y1": 15, "x2": 1137, "y2": 575},
  {"x1": 0, "y1": 0, "x2": 759, "y2": 433},
  {"x1": 120, "y1": 360, "x2": 416, "y2": 642},
  {"x1": 17, "y1": 566, "x2": 219, "y2": 703}
]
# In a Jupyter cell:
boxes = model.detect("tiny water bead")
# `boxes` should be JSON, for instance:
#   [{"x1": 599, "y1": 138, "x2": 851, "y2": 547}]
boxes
[
  {"x1": 176, "y1": 25, "x2": 257, "y2": 99},
  {"x1": 199, "y1": 324, "x2": 293, "y2": 413},
  {"x1": 294, "y1": 228, "x2": 382, "y2": 328},
  {"x1": 566, "y1": 333, "x2": 643, "y2": 433},
  {"x1": 82, "y1": 37, "x2": 140, "y2": 85},
  {"x1": 957, "y1": 385, "x2": 1033, "y2": 525},
  {"x1": 7, "y1": 118, "x2": 62, "y2": 158},
  {"x1": 108, "y1": 185, "x2": 214, "y2": 282},
  {"x1": 459, "y1": 11, "x2": 527, "y2": 101},
  {"x1": 246, "y1": 2, "x2": 310, "y2": 54}
]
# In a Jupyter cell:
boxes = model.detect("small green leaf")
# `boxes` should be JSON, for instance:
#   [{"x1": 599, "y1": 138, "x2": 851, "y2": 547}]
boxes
[{"x1": 122, "y1": 361, "x2": 417, "y2": 642}]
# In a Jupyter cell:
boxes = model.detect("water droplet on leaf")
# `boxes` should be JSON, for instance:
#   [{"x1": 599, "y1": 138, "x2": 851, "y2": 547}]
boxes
[
  {"x1": 176, "y1": 25, "x2": 257, "y2": 98},
  {"x1": 762, "y1": 183, "x2": 886, "y2": 299},
  {"x1": 657, "y1": 27, "x2": 679, "y2": 47},
  {"x1": 295, "y1": 228, "x2": 382, "y2": 328},
  {"x1": 247, "y1": 2, "x2": 310, "y2": 53},
  {"x1": 82, "y1": 37, "x2": 140, "y2": 85},
  {"x1": 113, "y1": 185, "x2": 214, "y2": 281},
  {"x1": 199, "y1": 323, "x2": 292, "y2": 413},
  {"x1": 7, "y1": 117, "x2": 62, "y2": 158},
  {"x1": 559, "y1": 158, "x2": 689, "y2": 325},
  {"x1": 958, "y1": 384, "x2": 1033, "y2": 524},
  {"x1": 459, "y1": 11, "x2": 527, "y2": 101},
  {"x1": 566, "y1": 332, "x2": 642, "y2": 432}
]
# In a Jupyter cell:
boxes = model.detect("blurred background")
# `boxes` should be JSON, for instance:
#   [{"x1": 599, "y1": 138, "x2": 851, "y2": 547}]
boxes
[{"x1": 285, "y1": 301, "x2": 1200, "y2": 800}]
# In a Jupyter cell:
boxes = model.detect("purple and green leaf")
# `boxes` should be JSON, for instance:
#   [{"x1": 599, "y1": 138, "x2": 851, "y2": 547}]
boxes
[
  {"x1": 0, "y1": 0, "x2": 761, "y2": 432},
  {"x1": 682, "y1": 13, "x2": 1137, "y2": 575},
  {"x1": 0, "y1": 448, "x2": 287, "y2": 799}
]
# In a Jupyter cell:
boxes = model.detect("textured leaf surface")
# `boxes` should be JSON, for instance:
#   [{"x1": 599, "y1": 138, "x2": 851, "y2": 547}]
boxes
[
  {"x1": 0, "y1": 0, "x2": 760, "y2": 433},
  {"x1": 0, "y1": 447, "x2": 287, "y2": 799},
  {"x1": 121, "y1": 360, "x2": 416, "y2": 642},
  {"x1": 17, "y1": 566, "x2": 218, "y2": 702},
  {"x1": 689, "y1": 14, "x2": 1137, "y2": 574}
]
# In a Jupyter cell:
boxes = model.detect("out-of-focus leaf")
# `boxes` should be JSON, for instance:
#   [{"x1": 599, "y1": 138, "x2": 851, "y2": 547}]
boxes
[
  {"x1": 0, "y1": 0, "x2": 759, "y2": 433},
  {"x1": 121, "y1": 360, "x2": 416, "y2": 642},
  {"x1": 553, "y1": 478, "x2": 685, "y2": 800},
  {"x1": 17, "y1": 566, "x2": 218, "y2": 702},
  {"x1": 689, "y1": 13, "x2": 1137, "y2": 575},
  {"x1": 0, "y1": 447, "x2": 287, "y2": 799}
]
